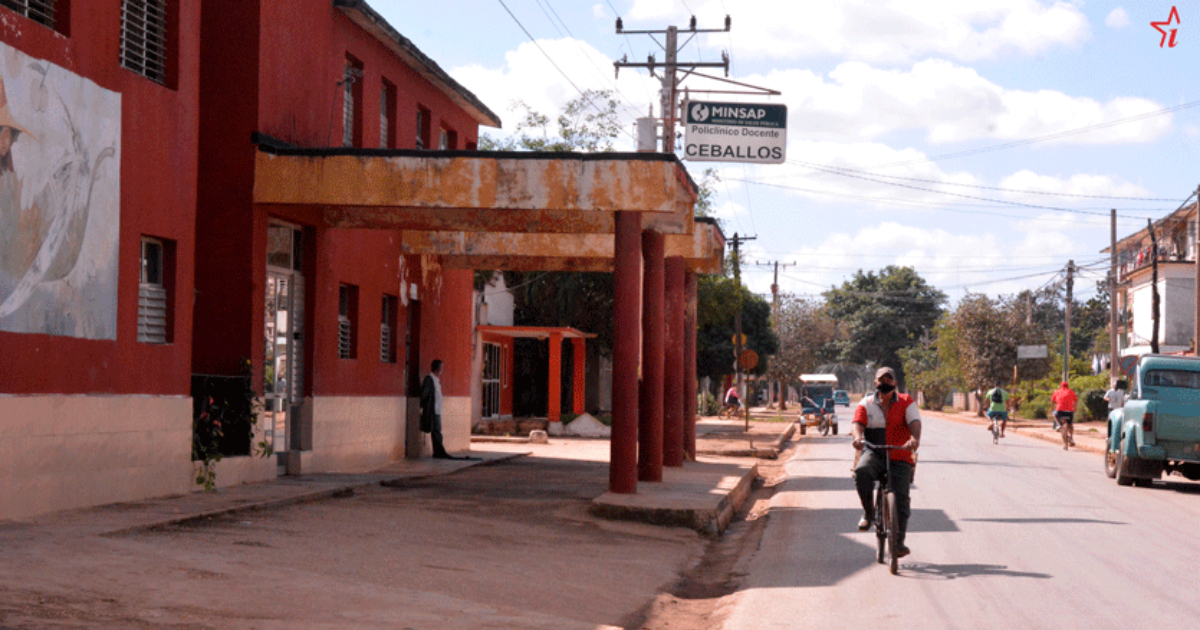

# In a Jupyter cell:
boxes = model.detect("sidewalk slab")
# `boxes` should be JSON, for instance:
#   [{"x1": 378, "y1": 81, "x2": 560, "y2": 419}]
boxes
[{"x1": 591, "y1": 457, "x2": 759, "y2": 536}]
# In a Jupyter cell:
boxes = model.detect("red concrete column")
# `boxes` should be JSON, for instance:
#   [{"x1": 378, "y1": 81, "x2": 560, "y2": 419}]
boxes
[
  {"x1": 548, "y1": 331, "x2": 563, "y2": 426},
  {"x1": 684, "y1": 270, "x2": 698, "y2": 460},
  {"x1": 640, "y1": 230, "x2": 665, "y2": 482},
  {"x1": 572, "y1": 337, "x2": 586, "y2": 414},
  {"x1": 611, "y1": 211, "x2": 641, "y2": 494},
  {"x1": 664, "y1": 257, "x2": 686, "y2": 467}
]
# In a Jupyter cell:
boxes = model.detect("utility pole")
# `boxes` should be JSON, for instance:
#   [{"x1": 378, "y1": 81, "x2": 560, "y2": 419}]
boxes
[
  {"x1": 1194, "y1": 187, "x2": 1200, "y2": 357},
  {"x1": 1064, "y1": 260, "x2": 1074, "y2": 383},
  {"x1": 1147, "y1": 219, "x2": 1161, "y2": 354},
  {"x1": 1110, "y1": 209, "x2": 1119, "y2": 382},
  {"x1": 728, "y1": 233, "x2": 755, "y2": 426},
  {"x1": 766, "y1": 260, "x2": 795, "y2": 409},
  {"x1": 614, "y1": 16, "x2": 731, "y2": 153}
]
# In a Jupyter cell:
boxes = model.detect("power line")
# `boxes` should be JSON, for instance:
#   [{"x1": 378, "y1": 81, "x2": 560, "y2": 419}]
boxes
[
  {"x1": 862, "y1": 98, "x2": 1200, "y2": 170},
  {"x1": 495, "y1": 0, "x2": 637, "y2": 142},
  {"x1": 784, "y1": 160, "x2": 1187, "y2": 203}
]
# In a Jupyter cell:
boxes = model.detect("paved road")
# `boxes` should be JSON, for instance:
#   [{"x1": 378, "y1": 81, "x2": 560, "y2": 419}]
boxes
[{"x1": 720, "y1": 411, "x2": 1200, "y2": 630}]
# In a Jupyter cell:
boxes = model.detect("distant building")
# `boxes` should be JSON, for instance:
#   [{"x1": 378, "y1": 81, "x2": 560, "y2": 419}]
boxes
[{"x1": 1107, "y1": 198, "x2": 1200, "y2": 357}]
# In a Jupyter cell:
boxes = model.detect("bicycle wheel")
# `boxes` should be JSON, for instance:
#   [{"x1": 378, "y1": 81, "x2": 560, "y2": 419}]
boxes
[
  {"x1": 992, "y1": 420, "x2": 999, "y2": 445},
  {"x1": 875, "y1": 486, "x2": 886, "y2": 565},
  {"x1": 819, "y1": 417, "x2": 830, "y2": 436},
  {"x1": 886, "y1": 491, "x2": 900, "y2": 575}
]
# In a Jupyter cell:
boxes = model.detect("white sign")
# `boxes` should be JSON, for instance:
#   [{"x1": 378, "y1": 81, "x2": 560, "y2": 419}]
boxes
[
  {"x1": 683, "y1": 100, "x2": 786, "y2": 164},
  {"x1": 1017, "y1": 345, "x2": 1049, "y2": 359}
]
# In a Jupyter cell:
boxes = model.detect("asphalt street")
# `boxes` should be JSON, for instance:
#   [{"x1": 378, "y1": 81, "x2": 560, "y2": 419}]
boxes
[{"x1": 719, "y1": 408, "x2": 1200, "y2": 630}]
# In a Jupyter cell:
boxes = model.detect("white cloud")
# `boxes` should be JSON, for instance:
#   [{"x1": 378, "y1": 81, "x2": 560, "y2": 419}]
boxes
[
  {"x1": 742, "y1": 216, "x2": 1089, "y2": 299},
  {"x1": 627, "y1": 0, "x2": 1090, "y2": 64},
  {"x1": 750, "y1": 60, "x2": 1170, "y2": 145},
  {"x1": 1106, "y1": 8, "x2": 1131, "y2": 29},
  {"x1": 997, "y1": 170, "x2": 1152, "y2": 202},
  {"x1": 450, "y1": 38, "x2": 660, "y2": 147}
]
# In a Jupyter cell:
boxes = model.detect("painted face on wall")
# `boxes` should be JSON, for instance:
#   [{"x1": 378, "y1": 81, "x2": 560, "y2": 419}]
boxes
[{"x1": 0, "y1": 126, "x2": 14, "y2": 161}]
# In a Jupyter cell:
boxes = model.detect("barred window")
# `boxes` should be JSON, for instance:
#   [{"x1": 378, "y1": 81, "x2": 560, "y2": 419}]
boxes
[
  {"x1": 138, "y1": 237, "x2": 169, "y2": 344},
  {"x1": 342, "y1": 59, "x2": 363, "y2": 148},
  {"x1": 380, "y1": 81, "x2": 396, "y2": 149},
  {"x1": 381, "y1": 295, "x2": 397, "y2": 363},
  {"x1": 120, "y1": 0, "x2": 167, "y2": 84},
  {"x1": 415, "y1": 106, "x2": 430, "y2": 149},
  {"x1": 338, "y1": 284, "x2": 358, "y2": 359},
  {"x1": 0, "y1": 0, "x2": 61, "y2": 32}
]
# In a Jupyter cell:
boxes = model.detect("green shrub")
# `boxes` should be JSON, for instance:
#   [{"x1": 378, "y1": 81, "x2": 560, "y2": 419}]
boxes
[
  {"x1": 1081, "y1": 390, "x2": 1108, "y2": 422},
  {"x1": 699, "y1": 391, "x2": 721, "y2": 417},
  {"x1": 1024, "y1": 399, "x2": 1050, "y2": 419}
]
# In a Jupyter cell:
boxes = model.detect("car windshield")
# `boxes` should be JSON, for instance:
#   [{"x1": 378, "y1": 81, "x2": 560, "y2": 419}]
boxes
[{"x1": 1143, "y1": 369, "x2": 1200, "y2": 390}]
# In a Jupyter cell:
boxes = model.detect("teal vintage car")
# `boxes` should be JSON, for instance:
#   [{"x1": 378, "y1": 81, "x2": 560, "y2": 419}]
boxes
[{"x1": 1106, "y1": 354, "x2": 1200, "y2": 486}]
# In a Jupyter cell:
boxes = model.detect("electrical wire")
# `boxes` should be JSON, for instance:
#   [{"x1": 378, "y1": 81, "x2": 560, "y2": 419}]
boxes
[{"x1": 495, "y1": 0, "x2": 637, "y2": 142}]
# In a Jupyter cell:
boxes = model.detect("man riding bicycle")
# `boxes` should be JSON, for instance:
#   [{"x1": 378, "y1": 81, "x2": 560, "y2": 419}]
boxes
[
  {"x1": 985, "y1": 383, "x2": 1009, "y2": 439},
  {"x1": 852, "y1": 366, "x2": 922, "y2": 558},
  {"x1": 724, "y1": 385, "x2": 742, "y2": 415}
]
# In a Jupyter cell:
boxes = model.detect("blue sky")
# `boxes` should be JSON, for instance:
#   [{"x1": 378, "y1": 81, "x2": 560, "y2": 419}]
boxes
[{"x1": 375, "y1": 1, "x2": 1200, "y2": 305}]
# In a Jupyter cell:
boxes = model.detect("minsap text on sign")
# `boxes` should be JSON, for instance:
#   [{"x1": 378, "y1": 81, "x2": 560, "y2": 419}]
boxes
[{"x1": 683, "y1": 101, "x2": 787, "y2": 164}]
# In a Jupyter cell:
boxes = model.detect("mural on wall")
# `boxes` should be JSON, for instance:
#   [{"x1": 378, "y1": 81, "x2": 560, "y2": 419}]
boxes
[{"x1": 0, "y1": 42, "x2": 120, "y2": 339}]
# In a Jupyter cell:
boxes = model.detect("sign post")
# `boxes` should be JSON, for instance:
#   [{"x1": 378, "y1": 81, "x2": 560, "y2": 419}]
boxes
[{"x1": 683, "y1": 100, "x2": 787, "y2": 164}]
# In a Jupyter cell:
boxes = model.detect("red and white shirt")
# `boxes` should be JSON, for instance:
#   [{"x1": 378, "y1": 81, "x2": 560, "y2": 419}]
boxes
[{"x1": 853, "y1": 392, "x2": 920, "y2": 465}]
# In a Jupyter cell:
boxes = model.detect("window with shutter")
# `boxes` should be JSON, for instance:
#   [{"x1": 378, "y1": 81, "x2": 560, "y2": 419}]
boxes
[
  {"x1": 138, "y1": 238, "x2": 168, "y2": 344},
  {"x1": 120, "y1": 0, "x2": 167, "y2": 84},
  {"x1": 0, "y1": 0, "x2": 62, "y2": 32}
]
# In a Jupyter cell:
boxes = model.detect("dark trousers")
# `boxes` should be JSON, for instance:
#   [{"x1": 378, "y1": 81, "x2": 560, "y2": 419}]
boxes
[
  {"x1": 854, "y1": 449, "x2": 914, "y2": 545},
  {"x1": 429, "y1": 413, "x2": 448, "y2": 457}
]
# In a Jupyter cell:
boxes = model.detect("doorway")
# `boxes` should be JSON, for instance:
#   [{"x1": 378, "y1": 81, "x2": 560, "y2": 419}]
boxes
[{"x1": 265, "y1": 222, "x2": 307, "y2": 474}]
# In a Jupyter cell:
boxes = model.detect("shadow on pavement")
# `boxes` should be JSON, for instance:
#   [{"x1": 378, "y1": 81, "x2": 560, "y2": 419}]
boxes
[
  {"x1": 900, "y1": 562, "x2": 1052, "y2": 580},
  {"x1": 960, "y1": 517, "x2": 1127, "y2": 525}
]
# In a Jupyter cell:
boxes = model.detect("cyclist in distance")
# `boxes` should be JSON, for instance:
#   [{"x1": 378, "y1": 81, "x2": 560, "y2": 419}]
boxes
[
  {"x1": 985, "y1": 382, "x2": 1009, "y2": 439},
  {"x1": 851, "y1": 366, "x2": 922, "y2": 558},
  {"x1": 724, "y1": 385, "x2": 742, "y2": 414},
  {"x1": 1051, "y1": 381, "x2": 1077, "y2": 450}
]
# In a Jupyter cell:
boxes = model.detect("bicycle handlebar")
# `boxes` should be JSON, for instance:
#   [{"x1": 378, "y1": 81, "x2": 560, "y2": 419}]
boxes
[{"x1": 861, "y1": 441, "x2": 911, "y2": 452}]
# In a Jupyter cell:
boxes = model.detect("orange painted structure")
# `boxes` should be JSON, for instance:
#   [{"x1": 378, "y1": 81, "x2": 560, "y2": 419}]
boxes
[{"x1": 477, "y1": 326, "x2": 594, "y2": 425}]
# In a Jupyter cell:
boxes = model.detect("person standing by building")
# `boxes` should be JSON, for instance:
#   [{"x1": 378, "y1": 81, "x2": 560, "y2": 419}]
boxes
[
  {"x1": 1104, "y1": 379, "x2": 1128, "y2": 416},
  {"x1": 1051, "y1": 381, "x2": 1077, "y2": 450},
  {"x1": 420, "y1": 359, "x2": 453, "y2": 459}
]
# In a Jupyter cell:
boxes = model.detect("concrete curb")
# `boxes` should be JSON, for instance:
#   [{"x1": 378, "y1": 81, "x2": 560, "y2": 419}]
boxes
[
  {"x1": 106, "y1": 453, "x2": 528, "y2": 536},
  {"x1": 695, "y1": 421, "x2": 798, "y2": 460}
]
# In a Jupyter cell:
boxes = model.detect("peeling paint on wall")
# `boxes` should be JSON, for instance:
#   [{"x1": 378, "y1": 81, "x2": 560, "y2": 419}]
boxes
[{"x1": 0, "y1": 42, "x2": 120, "y2": 339}]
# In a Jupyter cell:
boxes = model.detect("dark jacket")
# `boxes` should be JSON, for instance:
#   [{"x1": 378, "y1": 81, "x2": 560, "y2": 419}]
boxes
[{"x1": 419, "y1": 374, "x2": 436, "y2": 433}]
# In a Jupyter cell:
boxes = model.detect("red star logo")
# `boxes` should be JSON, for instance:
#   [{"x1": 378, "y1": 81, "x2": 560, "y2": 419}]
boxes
[{"x1": 1151, "y1": 6, "x2": 1181, "y2": 48}]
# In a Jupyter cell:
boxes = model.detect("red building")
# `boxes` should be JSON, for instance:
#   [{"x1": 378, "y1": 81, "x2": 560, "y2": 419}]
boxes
[
  {"x1": 1, "y1": 0, "x2": 722, "y2": 522},
  {"x1": 0, "y1": 0, "x2": 500, "y2": 520}
]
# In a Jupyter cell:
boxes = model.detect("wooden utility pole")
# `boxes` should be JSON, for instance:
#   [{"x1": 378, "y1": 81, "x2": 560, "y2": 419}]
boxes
[
  {"x1": 1149, "y1": 219, "x2": 1160, "y2": 354},
  {"x1": 614, "y1": 17, "x2": 731, "y2": 153},
  {"x1": 1194, "y1": 187, "x2": 1200, "y2": 356},
  {"x1": 1110, "y1": 209, "x2": 1119, "y2": 381},
  {"x1": 728, "y1": 232, "x2": 755, "y2": 427},
  {"x1": 1064, "y1": 260, "x2": 1074, "y2": 383}
]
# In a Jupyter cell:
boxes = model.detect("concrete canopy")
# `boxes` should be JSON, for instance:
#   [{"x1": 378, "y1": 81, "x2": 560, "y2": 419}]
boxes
[{"x1": 252, "y1": 141, "x2": 725, "y2": 272}]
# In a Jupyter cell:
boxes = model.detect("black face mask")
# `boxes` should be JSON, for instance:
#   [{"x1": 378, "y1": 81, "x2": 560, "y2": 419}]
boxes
[{"x1": 877, "y1": 383, "x2": 896, "y2": 394}]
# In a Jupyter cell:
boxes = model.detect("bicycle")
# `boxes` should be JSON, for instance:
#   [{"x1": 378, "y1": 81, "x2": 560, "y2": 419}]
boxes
[
  {"x1": 719, "y1": 401, "x2": 742, "y2": 420},
  {"x1": 861, "y1": 441, "x2": 910, "y2": 575},
  {"x1": 988, "y1": 412, "x2": 1001, "y2": 445}
]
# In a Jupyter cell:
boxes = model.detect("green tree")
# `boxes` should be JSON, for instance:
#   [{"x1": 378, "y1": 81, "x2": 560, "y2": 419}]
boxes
[
  {"x1": 767, "y1": 296, "x2": 840, "y2": 385},
  {"x1": 696, "y1": 274, "x2": 778, "y2": 381},
  {"x1": 823, "y1": 266, "x2": 947, "y2": 387},
  {"x1": 479, "y1": 89, "x2": 621, "y2": 152}
]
